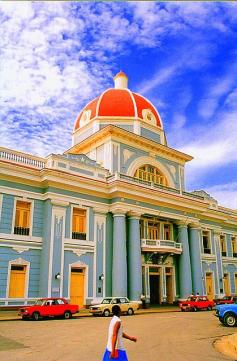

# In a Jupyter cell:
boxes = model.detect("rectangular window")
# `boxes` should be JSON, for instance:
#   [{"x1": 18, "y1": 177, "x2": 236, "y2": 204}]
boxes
[
  {"x1": 232, "y1": 237, "x2": 237, "y2": 257},
  {"x1": 72, "y1": 208, "x2": 86, "y2": 240},
  {"x1": 147, "y1": 221, "x2": 160, "y2": 240},
  {"x1": 164, "y1": 224, "x2": 171, "y2": 240},
  {"x1": 14, "y1": 201, "x2": 31, "y2": 235},
  {"x1": 202, "y1": 231, "x2": 211, "y2": 254},
  {"x1": 220, "y1": 235, "x2": 227, "y2": 257}
]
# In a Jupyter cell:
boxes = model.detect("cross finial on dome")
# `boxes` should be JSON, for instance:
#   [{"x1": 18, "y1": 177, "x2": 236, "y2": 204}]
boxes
[{"x1": 113, "y1": 71, "x2": 128, "y2": 89}]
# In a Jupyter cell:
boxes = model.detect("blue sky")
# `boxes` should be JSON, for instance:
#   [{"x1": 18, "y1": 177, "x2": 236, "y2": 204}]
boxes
[{"x1": 0, "y1": 2, "x2": 237, "y2": 209}]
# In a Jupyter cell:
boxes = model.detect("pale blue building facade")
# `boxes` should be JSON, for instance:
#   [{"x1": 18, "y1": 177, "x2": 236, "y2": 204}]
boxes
[{"x1": 0, "y1": 72, "x2": 237, "y2": 308}]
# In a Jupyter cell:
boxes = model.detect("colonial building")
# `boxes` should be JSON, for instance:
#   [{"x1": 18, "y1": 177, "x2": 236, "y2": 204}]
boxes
[{"x1": 0, "y1": 71, "x2": 237, "y2": 308}]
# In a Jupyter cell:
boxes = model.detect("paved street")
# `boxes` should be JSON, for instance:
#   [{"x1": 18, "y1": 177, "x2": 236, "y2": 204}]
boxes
[{"x1": 0, "y1": 311, "x2": 234, "y2": 361}]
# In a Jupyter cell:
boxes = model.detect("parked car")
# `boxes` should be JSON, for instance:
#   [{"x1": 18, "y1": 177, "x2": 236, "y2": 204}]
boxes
[
  {"x1": 179, "y1": 296, "x2": 215, "y2": 312},
  {"x1": 89, "y1": 297, "x2": 139, "y2": 317},
  {"x1": 215, "y1": 304, "x2": 237, "y2": 327},
  {"x1": 18, "y1": 298, "x2": 79, "y2": 321},
  {"x1": 214, "y1": 295, "x2": 237, "y2": 305}
]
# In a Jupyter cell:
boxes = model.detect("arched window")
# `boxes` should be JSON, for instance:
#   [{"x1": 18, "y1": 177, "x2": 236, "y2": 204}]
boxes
[{"x1": 134, "y1": 164, "x2": 167, "y2": 186}]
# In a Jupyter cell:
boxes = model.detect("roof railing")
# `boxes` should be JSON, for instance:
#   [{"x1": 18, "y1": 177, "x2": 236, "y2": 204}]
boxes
[{"x1": 0, "y1": 148, "x2": 45, "y2": 169}]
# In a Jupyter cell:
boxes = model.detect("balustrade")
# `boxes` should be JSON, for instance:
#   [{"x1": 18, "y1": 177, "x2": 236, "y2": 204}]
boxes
[
  {"x1": 0, "y1": 148, "x2": 45, "y2": 169},
  {"x1": 141, "y1": 238, "x2": 182, "y2": 251}
]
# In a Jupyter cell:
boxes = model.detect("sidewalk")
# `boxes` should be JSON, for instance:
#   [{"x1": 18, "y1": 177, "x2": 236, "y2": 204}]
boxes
[{"x1": 0, "y1": 305, "x2": 180, "y2": 321}]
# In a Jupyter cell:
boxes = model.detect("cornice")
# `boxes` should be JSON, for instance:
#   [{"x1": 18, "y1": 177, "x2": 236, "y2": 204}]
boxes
[
  {"x1": 0, "y1": 160, "x2": 42, "y2": 182},
  {"x1": 107, "y1": 180, "x2": 209, "y2": 212},
  {"x1": 66, "y1": 125, "x2": 193, "y2": 163}
]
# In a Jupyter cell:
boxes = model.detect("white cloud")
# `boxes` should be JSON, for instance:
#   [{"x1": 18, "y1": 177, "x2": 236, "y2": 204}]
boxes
[
  {"x1": 205, "y1": 183, "x2": 237, "y2": 210},
  {"x1": 137, "y1": 65, "x2": 177, "y2": 94},
  {"x1": 177, "y1": 109, "x2": 237, "y2": 173},
  {"x1": 0, "y1": 0, "x2": 236, "y2": 162},
  {"x1": 198, "y1": 69, "x2": 237, "y2": 118}
]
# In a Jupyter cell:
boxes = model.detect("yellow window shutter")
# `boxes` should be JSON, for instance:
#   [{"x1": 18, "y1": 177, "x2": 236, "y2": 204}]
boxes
[
  {"x1": 15, "y1": 201, "x2": 30, "y2": 228},
  {"x1": 22, "y1": 210, "x2": 29, "y2": 228},
  {"x1": 72, "y1": 209, "x2": 86, "y2": 233},
  {"x1": 15, "y1": 209, "x2": 20, "y2": 227}
]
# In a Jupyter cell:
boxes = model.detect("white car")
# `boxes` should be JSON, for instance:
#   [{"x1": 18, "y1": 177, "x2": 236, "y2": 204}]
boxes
[{"x1": 89, "y1": 297, "x2": 140, "y2": 317}]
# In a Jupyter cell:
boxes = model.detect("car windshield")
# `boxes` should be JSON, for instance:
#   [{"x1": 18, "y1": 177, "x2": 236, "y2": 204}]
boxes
[
  {"x1": 34, "y1": 299, "x2": 44, "y2": 306},
  {"x1": 101, "y1": 298, "x2": 112, "y2": 304},
  {"x1": 187, "y1": 297, "x2": 197, "y2": 301}
]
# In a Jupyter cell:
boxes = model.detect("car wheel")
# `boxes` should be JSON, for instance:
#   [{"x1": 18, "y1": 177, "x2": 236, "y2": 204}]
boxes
[
  {"x1": 207, "y1": 306, "x2": 212, "y2": 311},
  {"x1": 223, "y1": 313, "x2": 237, "y2": 327},
  {"x1": 127, "y1": 308, "x2": 134, "y2": 316},
  {"x1": 181, "y1": 308, "x2": 185, "y2": 312},
  {"x1": 32, "y1": 312, "x2": 40, "y2": 321},
  {"x1": 193, "y1": 306, "x2": 197, "y2": 312},
  {"x1": 103, "y1": 309, "x2": 110, "y2": 317},
  {"x1": 64, "y1": 311, "x2": 72, "y2": 319}
]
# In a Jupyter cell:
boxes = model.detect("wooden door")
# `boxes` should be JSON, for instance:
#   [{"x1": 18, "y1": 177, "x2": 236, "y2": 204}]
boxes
[
  {"x1": 70, "y1": 268, "x2": 85, "y2": 308},
  {"x1": 205, "y1": 273, "x2": 214, "y2": 301},
  {"x1": 223, "y1": 274, "x2": 230, "y2": 295},
  {"x1": 166, "y1": 275, "x2": 173, "y2": 303},
  {"x1": 9, "y1": 265, "x2": 26, "y2": 298}
]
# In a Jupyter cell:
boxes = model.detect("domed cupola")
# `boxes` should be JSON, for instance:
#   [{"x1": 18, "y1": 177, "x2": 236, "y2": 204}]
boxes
[{"x1": 72, "y1": 72, "x2": 165, "y2": 146}]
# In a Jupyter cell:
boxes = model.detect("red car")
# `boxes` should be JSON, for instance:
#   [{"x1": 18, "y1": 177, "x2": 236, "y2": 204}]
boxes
[
  {"x1": 214, "y1": 295, "x2": 237, "y2": 305},
  {"x1": 18, "y1": 298, "x2": 79, "y2": 320},
  {"x1": 179, "y1": 296, "x2": 215, "y2": 312}
]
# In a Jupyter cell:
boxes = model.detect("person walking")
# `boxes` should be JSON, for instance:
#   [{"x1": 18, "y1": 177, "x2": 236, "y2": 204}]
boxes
[{"x1": 102, "y1": 305, "x2": 137, "y2": 361}]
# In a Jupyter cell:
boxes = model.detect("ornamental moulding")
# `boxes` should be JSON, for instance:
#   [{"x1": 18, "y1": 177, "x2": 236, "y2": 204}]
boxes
[
  {"x1": 12, "y1": 246, "x2": 30, "y2": 254},
  {"x1": 72, "y1": 249, "x2": 87, "y2": 257},
  {"x1": 51, "y1": 199, "x2": 69, "y2": 207},
  {"x1": 10, "y1": 257, "x2": 30, "y2": 265}
]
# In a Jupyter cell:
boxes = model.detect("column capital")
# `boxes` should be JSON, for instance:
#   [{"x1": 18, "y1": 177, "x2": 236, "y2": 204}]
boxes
[
  {"x1": 189, "y1": 222, "x2": 201, "y2": 229},
  {"x1": 127, "y1": 211, "x2": 142, "y2": 219},
  {"x1": 112, "y1": 208, "x2": 127, "y2": 217},
  {"x1": 213, "y1": 228, "x2": 222, "y2": 236},
  {"x1": 176, "y1": 220, "x2": 188, "y2": 228}
]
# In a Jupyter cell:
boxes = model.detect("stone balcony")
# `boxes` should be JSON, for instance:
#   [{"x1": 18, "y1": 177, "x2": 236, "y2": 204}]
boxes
[{"x1": 141, "y1": 239, "x2": 182, "y2": 254}]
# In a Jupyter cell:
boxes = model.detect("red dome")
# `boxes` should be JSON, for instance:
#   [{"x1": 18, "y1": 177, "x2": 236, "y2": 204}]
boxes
[{"x1": 74, "y1": 87, "x2": 162, "y2": 131}]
